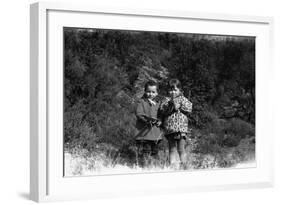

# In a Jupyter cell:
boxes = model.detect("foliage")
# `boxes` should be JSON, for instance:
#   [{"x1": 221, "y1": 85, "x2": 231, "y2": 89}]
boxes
[{"x1": 63, "y1": 28, "x2": 255, "y2": 172}]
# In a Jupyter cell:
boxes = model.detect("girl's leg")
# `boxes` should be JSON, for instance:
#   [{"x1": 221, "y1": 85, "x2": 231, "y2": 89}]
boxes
[
  {"x1": 167, "y1": 136, "x2": 177, "y2": 166},
  {"x1": 177, "y1": 138, "x2": 186, "y2": 164}
]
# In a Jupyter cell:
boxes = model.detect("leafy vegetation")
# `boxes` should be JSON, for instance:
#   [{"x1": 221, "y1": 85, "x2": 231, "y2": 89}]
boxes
[{"x1": 64, "y1": 28, "x2": 255, "y2": 175}]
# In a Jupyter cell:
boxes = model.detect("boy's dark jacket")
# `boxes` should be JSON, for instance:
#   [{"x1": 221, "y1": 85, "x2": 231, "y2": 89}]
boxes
[{"x1": 135, "y1": 97, "x2": 162, "y2": 141}]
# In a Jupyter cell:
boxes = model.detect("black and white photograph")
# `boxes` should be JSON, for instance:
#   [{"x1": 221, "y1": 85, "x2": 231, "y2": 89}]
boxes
[{"x1": 63, "y1": 27, "x2": 255, "y2": 176}]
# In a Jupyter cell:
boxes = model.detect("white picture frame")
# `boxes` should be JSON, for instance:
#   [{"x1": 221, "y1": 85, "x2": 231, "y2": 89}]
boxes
[{"x1": 30, "y1": 1, "x2": 274, "y2": 202}]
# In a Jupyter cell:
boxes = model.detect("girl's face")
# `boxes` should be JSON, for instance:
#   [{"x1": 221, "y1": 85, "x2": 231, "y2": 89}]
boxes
[
  {"x1": 168, "y1": 86, "x2": 181, "y2": 98},
  {"x1": 145, "y1": 85, "x2": 158, "y2": 99}
]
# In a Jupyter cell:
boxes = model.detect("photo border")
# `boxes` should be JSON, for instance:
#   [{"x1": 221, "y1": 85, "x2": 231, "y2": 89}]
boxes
[{"x1": 30, "y1": 2, "x2": 274, "y2": 202}]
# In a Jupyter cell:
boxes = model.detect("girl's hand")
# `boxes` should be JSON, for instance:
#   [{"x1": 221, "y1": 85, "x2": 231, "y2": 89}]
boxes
[
  {"x1": 167, "y1": 100, "x2": 174, "y2": 112},
  {"x1": 173, "y1": 101, "x2": 180, "y2": 110}
]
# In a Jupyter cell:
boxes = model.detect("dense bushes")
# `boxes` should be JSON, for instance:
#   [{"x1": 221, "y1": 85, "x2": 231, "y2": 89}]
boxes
[{"x1": 64, "y1": 28, "x2": 255, "y2": 171}]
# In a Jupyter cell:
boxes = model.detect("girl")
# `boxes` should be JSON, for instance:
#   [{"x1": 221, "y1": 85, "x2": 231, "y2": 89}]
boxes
[
  {"x1": 159, "y1": 79, "x2": 192, "y2": 168},
  {"x1": 135, "y1": 81, "x2": 162, "y2": 167}
]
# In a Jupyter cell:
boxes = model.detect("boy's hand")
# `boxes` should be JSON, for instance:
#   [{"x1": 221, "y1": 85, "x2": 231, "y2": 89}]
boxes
[{"x1": 155, "y1": 120, "x2": 162, "y2": 127}]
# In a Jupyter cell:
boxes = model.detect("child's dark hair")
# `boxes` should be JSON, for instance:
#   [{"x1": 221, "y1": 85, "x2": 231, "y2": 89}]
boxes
[
  {"x1": 144, "y1": 80, "x2": 158, "y2": 91},
  {"x1": 168, "y1": 78, "x2": 182, "y2": 91}
]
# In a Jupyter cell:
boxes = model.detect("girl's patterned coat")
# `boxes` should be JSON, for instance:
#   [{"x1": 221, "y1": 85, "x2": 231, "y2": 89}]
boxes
[{"x1": 159, "y1": 95, "x2": 192, "y2": 135}]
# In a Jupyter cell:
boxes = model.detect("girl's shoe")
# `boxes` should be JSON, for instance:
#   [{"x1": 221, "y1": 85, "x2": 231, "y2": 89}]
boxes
[{"x1": 179, "y1": 162, "x2": 188, "y2": 170}]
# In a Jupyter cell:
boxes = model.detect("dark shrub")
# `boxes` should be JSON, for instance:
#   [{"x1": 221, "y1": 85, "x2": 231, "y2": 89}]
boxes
[{"x1": 224, "y1": 118, "x2": 255, "y2": 138}]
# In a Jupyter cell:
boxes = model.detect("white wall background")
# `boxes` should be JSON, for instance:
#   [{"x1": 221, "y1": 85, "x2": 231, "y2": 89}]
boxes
[{"x1": 0, "y1": 0, "x2": 280, "y2": 204}]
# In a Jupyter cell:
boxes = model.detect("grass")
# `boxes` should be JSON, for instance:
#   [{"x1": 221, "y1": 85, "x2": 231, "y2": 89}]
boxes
[{"x1": 64, "y1": 135, "x2": 255, "y2": 176}]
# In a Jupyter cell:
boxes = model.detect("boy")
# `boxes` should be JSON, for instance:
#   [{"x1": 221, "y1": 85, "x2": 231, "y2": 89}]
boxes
[{"x1": 135, "y1": 81, "x2": 162, "y2": 167}]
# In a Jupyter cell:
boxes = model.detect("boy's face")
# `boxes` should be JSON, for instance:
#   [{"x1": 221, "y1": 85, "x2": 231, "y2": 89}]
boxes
[
  {"x1": 145, "y1": 85, "x2": 158, "y2": 99},
  {"x1": 169, "y1": 86, "x2": 181, "y2": 99}
]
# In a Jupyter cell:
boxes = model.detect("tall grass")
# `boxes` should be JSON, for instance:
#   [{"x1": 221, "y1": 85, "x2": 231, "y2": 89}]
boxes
[{"x1": 64, "y1": 131, "x2": 255, "y2": 176}]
